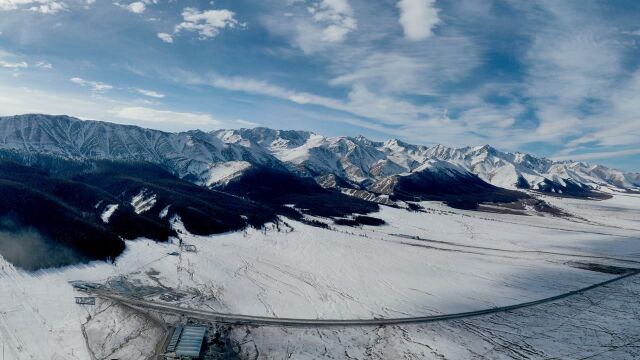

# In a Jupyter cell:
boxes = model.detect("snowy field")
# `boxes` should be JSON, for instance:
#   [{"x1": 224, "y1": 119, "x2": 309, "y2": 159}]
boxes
[
  {"x1": 0, "y1": 194, "x2": 639, "y2": 359},
  {"x1": 231, "y1": 272, "x2": 640, "y2": 359}
]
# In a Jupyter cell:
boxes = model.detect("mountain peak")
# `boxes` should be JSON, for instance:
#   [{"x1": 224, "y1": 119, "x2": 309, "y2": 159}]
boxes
[
  {"x1": 383, "y1": 138, "x2": 408, "y2": 148},
  {"x1": 474, "y1": 144, "x2": 497, "y2": 153}
]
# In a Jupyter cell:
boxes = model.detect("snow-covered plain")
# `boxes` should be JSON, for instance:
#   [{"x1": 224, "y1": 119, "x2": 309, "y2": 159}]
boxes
[
  {"x1": 0, "y1": 194, "x2": 639, "y2": 359},
  {"x1": 83, "y1": 299, "x2": 164, "y2": 360},
  {"x1": 231, "y1": 273, "x2": 640, "y2": 359}
]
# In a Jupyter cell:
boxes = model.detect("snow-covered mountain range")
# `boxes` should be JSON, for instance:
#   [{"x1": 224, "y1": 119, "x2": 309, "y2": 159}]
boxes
[
  {"x1": 214, "y1": 127, "x2": 640, "y2": 194},
  {"x1": 0, "y1": 114, "x2": 283, "y2": 186},
  {"x1": 0, "y1": 114, "x2": 638, "y2": 270},
  {"x1": 1, "y1": 114, "x2": 638, "y2": 196}
]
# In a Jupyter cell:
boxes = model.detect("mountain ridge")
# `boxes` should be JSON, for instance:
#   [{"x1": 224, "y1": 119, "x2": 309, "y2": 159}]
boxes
[
  {"x1": 1, "y1": 114, "x2": 638, "y2": 196},
  {"x1": 211, "y1": 125, "x2": 639, "y2": 195}
]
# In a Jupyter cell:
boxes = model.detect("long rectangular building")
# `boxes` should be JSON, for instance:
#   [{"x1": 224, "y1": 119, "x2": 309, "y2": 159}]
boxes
[{"x1": 168, "y1": 325, "x2": 207, "y2": 358}]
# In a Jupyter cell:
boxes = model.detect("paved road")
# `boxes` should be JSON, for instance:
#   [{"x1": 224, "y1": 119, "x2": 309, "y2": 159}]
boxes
[{"x1": 89, "y1": 270, "x2": 640, "y2": 328}]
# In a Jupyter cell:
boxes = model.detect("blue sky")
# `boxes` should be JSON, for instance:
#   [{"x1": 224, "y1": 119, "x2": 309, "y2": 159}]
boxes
[{"x1": 0, "y1": 0, "x2": 639, "y2": 171}]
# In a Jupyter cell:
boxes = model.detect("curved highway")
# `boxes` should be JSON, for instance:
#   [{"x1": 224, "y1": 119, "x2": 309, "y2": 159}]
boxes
[{"x1": 90, "y1": 269, "x2": 640, "y2": 327}]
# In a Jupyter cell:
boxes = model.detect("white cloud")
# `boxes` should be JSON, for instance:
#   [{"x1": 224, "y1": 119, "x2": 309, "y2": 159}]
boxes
[
  {"x1": 0, "y1": 0, "x2": 66, "y2": 13},
  {"x1": 328, "y1": 42, "x2": 480, "y2": 95},
  {"x1": 264, "y1": 2, "x2": 476, "y2": 97},
  {"x1": 235, "y1": 119, "x2": 260, "y2": 127},
  {"x1": 530, "y1": 106, "x2": 582, "y2": 142},
  {"x1": 262, "y1": 0, "x2": 358, "y2": 54},
  {"x1": 560, "y1": 69, "x2": 640, "y2": 149},
  {"x1": 308, "y1": 0, "x2": 357, "y2": 42},
  {"x1": 70, "y1": 77, "x2": 113, "y2": 93},
  {"x1": 0, "y1": 60, "x2": 28, "y2": 69},
  {"x1": 114, "y1": 106, "x2": 221, "y2": 126},
  {"x1": 553, "y1": 148, "x2": 640, "y2": 162},
  {"x1": 35, "y1": 61, "x2": 52, "y2": 69},
  {"x1": 178, "y1": 72, "x2": 438, "y2": 127},
  {"x1": 397, "y1": 0, "x2": 440, "y2": 41},
  {"x1": 516, "y1": 2, "x2": 640, "y2": 152},
  {"x1": 115, "y1": 0, "x2": 161, "y2": 14},
  {"x1": 0, "y1": 85, "x2": 113, "y2": 121},
  {"x1": 0, "y1": 84, "x2": 223, "y2": 132},
  {"x1": 205, "y1": 75, "x2": 293, "y2": 97},
  {"x1": 157, "y1": 32, "x2": 173, "y2": 43},
  {"x1": 622, "y1": 29, "x2": 640, "y2": 36},
  {"x1": 125, "y1": 1, "x2": 145, "y2": 13},
  {"x1": 173, "y1": 7, "x2": 242, "y2": 40},
  {"x1": 167, "y1": 69, "x2": 539, "y2": 148},
  {"x1": 136, "y1": 88, "x2": 165, "y2": 98}
]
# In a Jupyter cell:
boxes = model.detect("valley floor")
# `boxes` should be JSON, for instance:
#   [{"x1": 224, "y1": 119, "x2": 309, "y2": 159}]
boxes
[
  {"x1": 231, "y1": 272, "x2": 640, "y2": 359},
  {"x1": 0, "y1": 193, "x2": 639, "y2": 359}
]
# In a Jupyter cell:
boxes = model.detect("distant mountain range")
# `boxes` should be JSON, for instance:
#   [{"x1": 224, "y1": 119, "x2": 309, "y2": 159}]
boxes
[
  {"x1": 0, "y1": 114, "x2": 637, "y2": 270},
  {"x1": 1, "y1": 114, "x2": 637, "y2": 195}
]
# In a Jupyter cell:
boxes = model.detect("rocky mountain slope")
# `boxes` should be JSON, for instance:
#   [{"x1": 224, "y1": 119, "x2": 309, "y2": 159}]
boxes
[
  {"x1": 214, "y1": 127, "x2": 640, "y2": 195},
  {"x1": 2, "y1": 114, "x2": 636, "y2": 197},
  {"x1": 0, "y1": 114, "x2": 283, "y2": 186}
]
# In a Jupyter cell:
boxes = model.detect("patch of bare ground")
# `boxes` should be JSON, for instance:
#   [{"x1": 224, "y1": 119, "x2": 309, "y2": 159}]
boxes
[{"x1": 478, "y1": 198, "x2": 572, "y2": 217}]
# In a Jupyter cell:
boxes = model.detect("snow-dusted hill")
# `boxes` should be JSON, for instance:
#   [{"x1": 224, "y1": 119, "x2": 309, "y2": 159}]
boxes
[{"x1": 1, "y1": 114, "x2": 638, "y2": 196}]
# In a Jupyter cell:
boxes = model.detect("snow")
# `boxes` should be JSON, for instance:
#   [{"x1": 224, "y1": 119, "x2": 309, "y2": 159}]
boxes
[
  {"x1": 274, "y1": 133, "x2": 327, "y2": 164},
  {"x1": 115, "y1": 195, "x2": 639, "y2": 319},
  {"x1": 159, "y1": 205, "x2": 171, "y2": 219},
  {"x1": 130, "y1": 189, "x2": 156, "y2": 214},
  {"x1": 231, "y1": 273, "x2": 640, "y2": 359},
  {"x1": 205, "y1": 161, "x2": 251, "y2": 186},
  {"x1": 83, "y1": 299, "x2": 163, "y2": 359},
  {"x1": 539, "y1": 193, "x2": 640, "y2": 234},
  {"x1": 2, "y1": 115, "x2": 640, "y2": 358},
  {"x1": 0, "y1": 115, "x2": 276, "y2": 187},
  {"x1": 0, "y1": 262, "x2": 94, "y2": 359},
  {"x1": 410, "y1": 158, "x2": 467, "y2": 175},
  {"x1": 100, "y1": 204, "x2": 118, "y2": 223},
  {"x1": 2, "y1": 115, "x2": 638, "y2": 193},
  {"x1": 0, "y1": 194, "x2": 639, "y2": 358}
]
